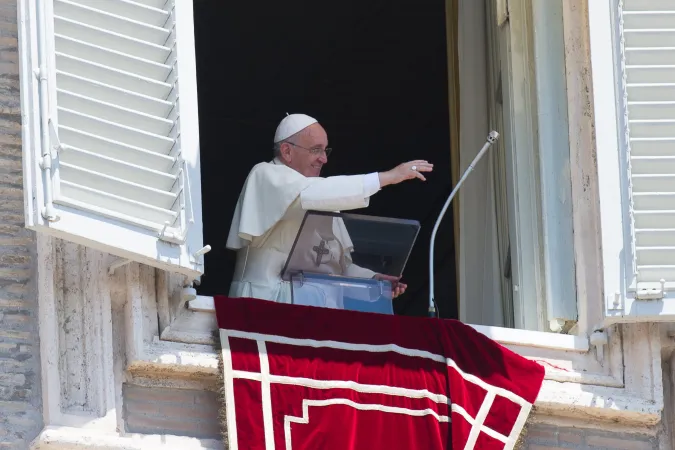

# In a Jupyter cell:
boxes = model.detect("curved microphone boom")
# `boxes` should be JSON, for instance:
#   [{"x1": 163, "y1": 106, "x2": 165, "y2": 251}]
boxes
[{"x1": 428, "y1": 131, "x2": 500, "y2": 318}]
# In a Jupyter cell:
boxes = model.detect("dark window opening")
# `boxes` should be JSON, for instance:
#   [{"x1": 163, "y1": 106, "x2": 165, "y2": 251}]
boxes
[{"x1": 194, "y1": 0, "x2": 458, "y2": 319}]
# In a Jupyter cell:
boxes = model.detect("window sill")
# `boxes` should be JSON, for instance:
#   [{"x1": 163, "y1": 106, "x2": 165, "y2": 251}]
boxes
[
  {"x1": 190, "y1": 296, "x2": 590, "y2": 353},
  {"x1": 535, "y1": 380, "x2": 661, "y2": 427},
  {"x1": 469, "y1": 324, "x2": 589, "y2": 352},
  {"x1": 127, "y1": 336, "x2": 219, "y2": 379}
]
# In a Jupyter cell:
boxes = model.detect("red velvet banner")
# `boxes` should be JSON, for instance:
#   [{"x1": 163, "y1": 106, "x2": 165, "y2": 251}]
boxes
[{"x1": 216, "y1": 296, "x2": 545, "y2": 450}]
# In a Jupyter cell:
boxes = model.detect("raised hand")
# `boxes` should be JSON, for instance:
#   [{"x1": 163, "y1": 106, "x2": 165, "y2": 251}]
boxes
[{"x1": 378, "y1": 160, "x2": 434, "y2": 187}]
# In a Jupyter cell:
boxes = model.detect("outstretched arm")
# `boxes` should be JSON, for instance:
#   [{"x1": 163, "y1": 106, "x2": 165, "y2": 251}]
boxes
[{"x1": 300, "y1": 160, "x2": 434, "y2": 211}]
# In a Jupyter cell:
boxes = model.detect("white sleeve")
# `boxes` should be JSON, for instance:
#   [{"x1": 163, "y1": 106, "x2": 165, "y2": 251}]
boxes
[
  {"x1": 300, "y1": 174, "x2": 380, "y2": 211},
  {"x1": 343, "y1": 261, "x2": 377, "y2": 279},
  {"x1": 363, "y1": 172, "x2": 381, "y2": 197}
]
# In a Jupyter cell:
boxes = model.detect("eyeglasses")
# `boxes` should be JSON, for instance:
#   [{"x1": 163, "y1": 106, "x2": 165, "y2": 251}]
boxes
[{"x1": 287, "y1": 141, "x2": 332, "y2": 157}]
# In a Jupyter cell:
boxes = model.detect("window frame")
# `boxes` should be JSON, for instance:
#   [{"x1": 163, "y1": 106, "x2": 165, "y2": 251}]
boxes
[
  {"x1": 494, "y1": 0, "x2": 548, "y2": 331},
  {"x1": 530, "y1": 0, "x2": 578, "y2": 331},
  {"x1": 139, "y1": 0, "x2": 635, "y2": 425},
  {"x1": 460, "y1": 0, "x2": 604, "y2": 344},
  {"x1": 459, "y1": 0, "x2": 581, "y2": 333},
  {"x1": 179, "y1": 0, "x2": 610, "y2": 356}
]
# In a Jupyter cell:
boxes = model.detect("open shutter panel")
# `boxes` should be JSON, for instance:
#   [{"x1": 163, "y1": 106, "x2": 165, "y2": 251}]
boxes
[
  {"x1": 591, "y1": 0, "x2": 675, "y2": 322},
  {"x1": 20, "y1": 0, "x2": 206, "y2": 279},
  {"x1": 624, "y1": 0, "x2": 675, "y2": 298}
]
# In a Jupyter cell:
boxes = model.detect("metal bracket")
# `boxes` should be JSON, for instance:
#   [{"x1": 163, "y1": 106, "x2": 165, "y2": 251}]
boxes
[
  {"x1": 41, "y1": 205, "x2": 59, "y2": 223},
  {"x1": 108, "y1": 258, "x2": 132, "y2": 275},
  {"x1": 48, "y1": 119, "x2": 63, "y2": 156},
  {"x1": 181, "y1": 284, "x2": 197, "y2": 302},
  {"x1": 607, "y1": 291, "x2": 623, "y2": 312},
  {"x1": 39, "y1": 120, "x2": 63, "y2": 168},
  {"x1": 590, "y1": 329, "x2": 608, "y2": 363},
  {"x1": 189, "y1": 245, "x2": 211, "y2": 265},
  {"x1": 38, "y1": 153, "x2": 52, "y2": 171},
  {"x1": 158, "y1": 221, "x2": 187, "y2": 245},
  {"x1": 636, "y1": 279, "x2": 666, "y2": 301},
  {"x1": 181, "y1": 158, "x2": 195, "y2": 225},
  {"x1": 33, "y1": 67, "x2": 46, "y2": 81}
]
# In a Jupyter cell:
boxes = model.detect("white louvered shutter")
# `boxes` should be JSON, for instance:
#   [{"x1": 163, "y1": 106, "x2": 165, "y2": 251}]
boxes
[
  {"x1": 591, "y1": 0, "x2": 675, "y2": 322},
  {"x1": 19, "y1": 0, "x2": 206, "y2": 279},
  {"x1": 624, "y1": 2, "x2": 675, "y2": 298}
]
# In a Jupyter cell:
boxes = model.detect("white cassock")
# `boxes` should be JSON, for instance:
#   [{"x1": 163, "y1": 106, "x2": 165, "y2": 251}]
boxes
[{"x1": 226, "y1": 158, "x2": 381, "y2": 305}]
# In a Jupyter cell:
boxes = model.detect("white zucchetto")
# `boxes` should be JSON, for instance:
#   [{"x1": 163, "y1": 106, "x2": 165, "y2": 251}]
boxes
[{"x1": 274, "y1": 113, "x2": 318, "y2": 143}]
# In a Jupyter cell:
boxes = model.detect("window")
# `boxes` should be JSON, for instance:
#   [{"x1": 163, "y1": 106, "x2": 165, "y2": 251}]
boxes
[
  {"x1": 591, "y1": 0, "x2": 675, "y2": 322},
  {"x1": 19, "y1": 0, "x2": 586, "y2": 337}
]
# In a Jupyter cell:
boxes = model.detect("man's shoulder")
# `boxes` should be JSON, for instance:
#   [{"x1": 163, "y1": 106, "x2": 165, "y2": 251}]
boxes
[
  {"x1": 249, "y1": 159, "x2": 282, "y2": 173},
  {"x1": 249, "y1": 159, "x2": 300, "y2": 178},
  {"x1": 243, "y1": 160, "x2": 306, "y2": 189},
  {"x1": 241, "y1": 160, "x2": 274, "y2": 180},
  {"x1": 249, "y1": 160, "x2": 274, "y2": 172}
]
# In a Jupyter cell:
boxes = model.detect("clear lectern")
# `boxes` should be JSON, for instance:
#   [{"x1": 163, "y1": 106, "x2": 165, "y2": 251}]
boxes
[{"x1": 281, "y1": 211, "x2": 420, "y2": 315}]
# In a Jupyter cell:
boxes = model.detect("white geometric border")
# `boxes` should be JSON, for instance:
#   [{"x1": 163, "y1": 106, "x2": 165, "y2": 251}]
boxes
[
  {"x1": 283, "y1": 399, "x2": 450, "y2": 450},
  {"x1": 220, "y1": 328, "x2": 533, "y2": 450}
]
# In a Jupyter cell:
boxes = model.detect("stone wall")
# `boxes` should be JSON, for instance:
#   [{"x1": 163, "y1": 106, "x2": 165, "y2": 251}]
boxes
[
  {"x1": 522, "y1": 423, "x2": 661, "y2": 450},
  {"x1": 123, "y1": 384, "x2": 221, "y2": 440},
  {"x1": 0, "y1": 0, "x2": 43, "y2": 447}
]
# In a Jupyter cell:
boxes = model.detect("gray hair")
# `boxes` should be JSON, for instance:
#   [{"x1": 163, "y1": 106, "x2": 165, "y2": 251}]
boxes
[
  {"x1": 273, "y1": 132, "x2": 301, "y2": 157},
  {"x1": 273, "y1": 140, "x2": 286, "y2": 157}
]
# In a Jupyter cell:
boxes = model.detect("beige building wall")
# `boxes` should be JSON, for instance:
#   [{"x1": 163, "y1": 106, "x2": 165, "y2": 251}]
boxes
[
  {"x1": 0, "y1": 0, "x2": 672, "y2": 449},
  {"x1": 0, "y1": 0, "x2": 42, "y2": 446}
]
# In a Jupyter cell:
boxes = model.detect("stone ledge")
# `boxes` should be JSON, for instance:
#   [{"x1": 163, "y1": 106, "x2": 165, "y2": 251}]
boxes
[
  {"x1": 535, "y1": 380, "x2": 662, "y2": 428},
  {"x1": 30, "y1": 426, "x2": 222, "y2": 450},
  {"x1": 126, "y1": 338, "x2": 219, "y2": 379},
  {"x1": 133, "y1": 339, "x2": 661, "y2": 431}
]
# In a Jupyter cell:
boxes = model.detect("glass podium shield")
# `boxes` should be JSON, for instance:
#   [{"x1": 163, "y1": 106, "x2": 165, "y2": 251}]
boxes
[{"x1": 281, "y1": 211, "x2": 421, "y2": 315}]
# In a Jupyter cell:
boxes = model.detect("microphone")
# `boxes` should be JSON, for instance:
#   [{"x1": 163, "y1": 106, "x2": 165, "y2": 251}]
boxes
[{"x1": 428, "y1": 131, "x2": 500, "y2": 318}]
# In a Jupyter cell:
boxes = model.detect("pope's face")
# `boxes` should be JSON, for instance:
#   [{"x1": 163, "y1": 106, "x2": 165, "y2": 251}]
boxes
[{"x1": 281, "y1": 123, "x2": 329, "y2": 177}]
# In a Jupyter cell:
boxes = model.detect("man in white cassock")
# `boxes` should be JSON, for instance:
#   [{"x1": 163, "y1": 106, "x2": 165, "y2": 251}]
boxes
[{"x1": 226, "y1": 113, "x2": 433, "y2": 307}]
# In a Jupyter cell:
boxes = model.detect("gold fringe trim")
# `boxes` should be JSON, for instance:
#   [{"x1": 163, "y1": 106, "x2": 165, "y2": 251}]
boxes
[
  {"x1": 215, "y1": 330, "x2": 229, "y2": 448},
  {"x1": 513, "y1": 407, "x2": 535, "y2": 450}
]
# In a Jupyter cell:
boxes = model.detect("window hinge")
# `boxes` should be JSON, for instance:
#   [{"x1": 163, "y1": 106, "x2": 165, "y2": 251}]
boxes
[
  {"x1": 39, "y1": 120, "x2": 64, "y2": 170},
  {"x1": 636, "y1": 279, "x2": 666, "y2": 301},
  {"x1": 35, "y1": 63, "x2": 60, "y2": 222},
  {"x1": 158, "y1": 221, "x2": 187, "y2": 245},
  {"x1": 48, "y1": 119, "x2": 63, "y2": 156}
]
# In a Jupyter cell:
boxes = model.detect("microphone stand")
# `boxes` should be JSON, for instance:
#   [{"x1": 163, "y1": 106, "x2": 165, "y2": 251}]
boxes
[{"x1": 428, "y1": 131, "x2": 500, "y2": 318}]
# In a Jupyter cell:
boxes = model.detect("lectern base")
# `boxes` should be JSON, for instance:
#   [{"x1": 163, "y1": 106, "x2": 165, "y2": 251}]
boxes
[{"x1": 290, "y1": 272, "x2": 394, "y2": 315}]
